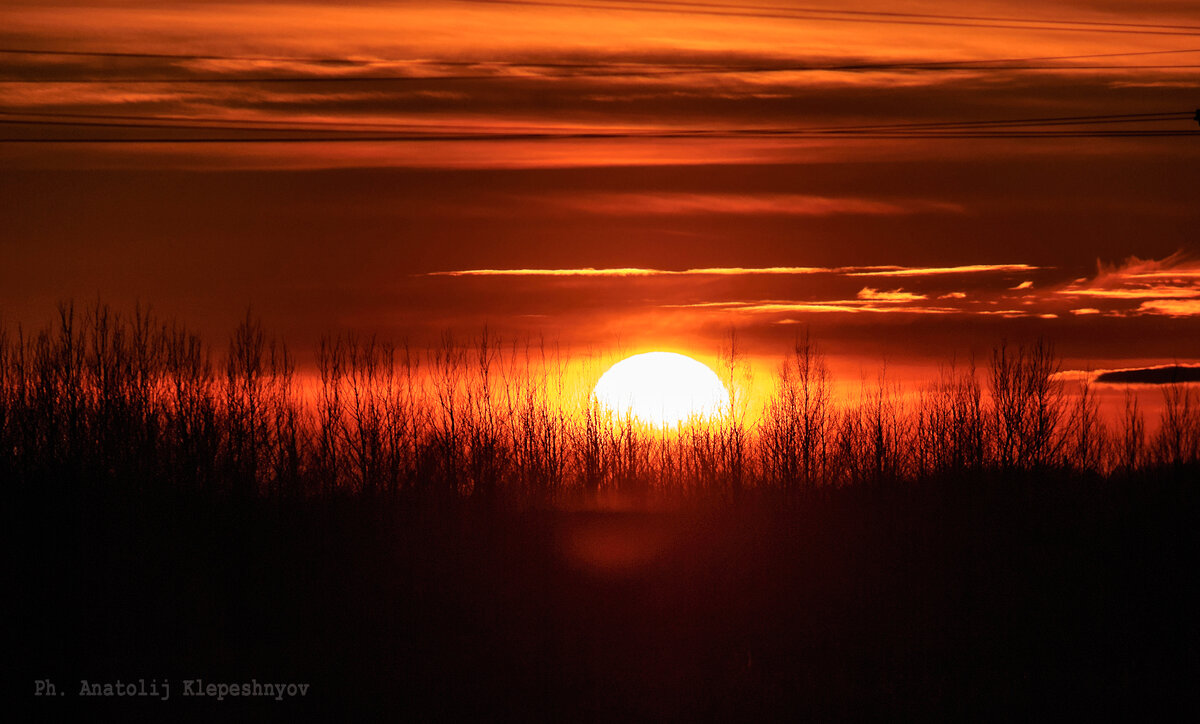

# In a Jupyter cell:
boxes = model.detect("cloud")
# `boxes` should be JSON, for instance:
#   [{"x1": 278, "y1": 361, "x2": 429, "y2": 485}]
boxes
[
  {"x1": 1094, "y1": 365, "x2": 1200, "y2": 384},
  {"x1": 745, "y1": 302, "x2": 952, "y2": 314},
  {"x1": 1084, "y1": 251, "x2": 1198, "y2": 284},
  {"x1": 1137, "y1": 299, "x2": 1200, "y2": 317},
  {"x1": 1056, "y1": 253, "x2": 1200, "y2": 313},
  {"x1": 426, "y1": 266, "x2": 835, "y2": 277},
  {"x1": 856, "y1": 287, "x2": 926, "y2": 302},
  {"x1": 4, "y1": 0, "x2": 1199, "y2": 181},
  {"x1": 847, "y1": 264, "x2": 1042, "y2": 277},
  {"x1": 1058, "y1": 286, "x2": 1200, "y2": 299},
  {"x1": 551, "y1": 192, "x2": 963, "y2": 216},
  {"x1": 673, "y1": 267, "x2": 827, "y2": 275},
  {"x1": 428, "y1": 266, "x2": 833, "y2": 277},
  {"x1": 427, "y1": 267, "x2": 663, "y2": 277},
  {"x1": 663, "y1": 298, "x2": 955, "y2": 315},
  {"x1": 429, "y1": 263, "x2": 1040, "y2": 278},
  {"x1": 772, "y1": 305, "x2": 956, "y2": 316}
]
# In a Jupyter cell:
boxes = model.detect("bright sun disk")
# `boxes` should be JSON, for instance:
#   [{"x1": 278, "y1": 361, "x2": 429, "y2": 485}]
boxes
[{"x1": 593, "y1": 351, "x2": 730, "y2": 427}]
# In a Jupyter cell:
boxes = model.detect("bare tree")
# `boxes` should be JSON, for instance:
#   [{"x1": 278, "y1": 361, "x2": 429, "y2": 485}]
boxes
[
  {"x1": 1153, "y1": 383, "x2": 1199, "y2": 467},
  {"x1": 759, "y1": 331, "x2": 831, "y2": 491},
  {"x1": 990, "y1": 339, "x2": 1066, "y2": 472},
  {"x1": 1115, "y1": 388, "x2": 1145, "y2": 474}
]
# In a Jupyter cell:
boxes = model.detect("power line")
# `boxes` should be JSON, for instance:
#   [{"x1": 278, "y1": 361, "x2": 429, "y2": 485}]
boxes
[
  {"x1": 453, "y1": 0, "x2": 1200, "y2": 37},
  {"x1": 0, "y1": 118, "x2": 400, "y2": 134},
  {"x1": 0, "y1": 48, "x2": 372, "y2": 65},
  {"x1": 520, "y1": 0, "x2": 1200, "y2": 33},
  {"x1": 1, "y1": 109, "x2": 1191, "y2": 137},
  {"x1": 3, "y1": 47, "x2": 1198, "y2": 83},
  {"x1": 2, "y1": 135, "x2": 1194, "y2": 144},
  {"x1": 2, "y1": 129, "x2": 1194, "y2": 143},
  {"x1": 3, "y1": 45, "x2": 1197, "y2": 66},
  {"x1": 4, "y1": 65, "x2": 1197, "y2": 84},
  {"x1": 0, "y1": 110, "x2": 463, "y2": 133}
]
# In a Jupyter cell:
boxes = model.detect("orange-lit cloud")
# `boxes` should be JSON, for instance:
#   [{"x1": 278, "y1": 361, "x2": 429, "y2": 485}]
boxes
[
  {"x1": 1058, "y1": 286, "x2": 1200, "y2": 299},
  {"x1": 1, "y1": 0, "x2": 1198, "y2": 370},
  {"x1": 428, "y1": 267, "x2": 665, "y2": 277},
  {"x1": 663, "y1": 298, "x2": 956, "y2": 315},
  {"x1": 426, "y1": 254, "x2": 1200, "y2": 332},
  {"x1": 429, "y1": 264, "x2": 1043, "y2": 278},
  {"x1": 1056, "y1": 254, "x2": 1200, "y2": 312},
  {"x1": 766, "y1": 304, "x2": 955, "y2": 315},
  {"x1": 551, "y1": 192, "x2": 963, "y2": 216},
  {"x1": 1137, "y1": 299, "x2": 1200, "y2": 317},
  {"x1": 856, "y1": 287, "x2": 926, "y2": 302},
  {"x1": 847, "y1": 264, "x2": 1042, "y2": 277}
]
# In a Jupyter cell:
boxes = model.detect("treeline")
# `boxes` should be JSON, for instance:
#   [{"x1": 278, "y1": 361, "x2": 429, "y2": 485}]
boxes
[{"x1": 1, "y1": 303, "x2": 1197, "y2": 499}]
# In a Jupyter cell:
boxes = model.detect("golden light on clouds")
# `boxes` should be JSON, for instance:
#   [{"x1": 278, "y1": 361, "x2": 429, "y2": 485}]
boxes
[{"x1": 0, "y1": 0, "x2": 1196, "y2": 369}]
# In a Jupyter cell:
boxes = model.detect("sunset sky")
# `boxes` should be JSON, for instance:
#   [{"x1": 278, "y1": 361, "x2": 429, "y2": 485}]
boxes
[{"x1": 2, "y1": 0, "x2": 1198, "y2": 378}]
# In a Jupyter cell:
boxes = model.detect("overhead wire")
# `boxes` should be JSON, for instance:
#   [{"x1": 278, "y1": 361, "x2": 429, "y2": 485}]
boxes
[
  {"x1": 1, "y1": 28, "x2": 1195, "y2": 144},
  {"x1": 3, "y1": 64, "x2": 1198, "y2": 83},
  {"x1": 454, "y1": 0, "x2": 1200, "y2": 37},
  {"x1": 2, "y1": 119, "x2": 1195, "y2": 142},
  {"x1": 3, "y1": 46, "x2": 1199, "y2": 84},
  {"x1": 0, "y1": 109, "x2": 1193, "y2": 138},
  {"x1": 489, "y1": 0, "x2": 1200, "y2": 33}
]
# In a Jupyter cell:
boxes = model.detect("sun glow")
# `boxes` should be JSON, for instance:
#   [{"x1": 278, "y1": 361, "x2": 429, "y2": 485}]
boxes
[{"x1": 593, "y1": 352, "x2": 730, "y2": 428}]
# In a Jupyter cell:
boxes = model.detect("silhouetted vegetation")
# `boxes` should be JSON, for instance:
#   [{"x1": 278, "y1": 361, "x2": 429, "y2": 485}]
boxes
[
  {"x1": 11, "y1": 301, "x2": 1199, "y2": 718},
  {"x1": 3, "y1": 302, "x2": 1199, "y2": 500}
]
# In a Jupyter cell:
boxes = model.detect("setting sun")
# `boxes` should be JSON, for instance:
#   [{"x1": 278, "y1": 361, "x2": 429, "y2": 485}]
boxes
[
  {"x1": 593, "y1": 352, "x2": 730, "y2": 427},
  {"x1": 5, "y1": 0, "x2": 1199, "y2": 717}
]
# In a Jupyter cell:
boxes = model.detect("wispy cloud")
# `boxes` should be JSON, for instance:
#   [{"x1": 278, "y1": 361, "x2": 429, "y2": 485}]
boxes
[
  {"x1": 847, "y1": 264, "x2": 1042, "y2": 277},
  {"x1": 426, "y1": 266, "x2": 836, "y2": 277},
  {"x1": 552, "y1": 192, "x2": 963, "y2": 216},
  {"x1": 976, "y1": 309, "x2": 1037, "y2": 317},
  {"x1": 1137, "y1": 299, "x2": 1200, "y2": 317},
  {"x1": 675, "y1": 267, "x2": 828, "y2": 276},
  {"x1": 663, "y1": 299, "x2": 955, "y2": 315},
  {"x1": 1057, "y1": 285, "x2": 1200, "y2": 299},
  {"x1": 768, "y1": 304, "x2": 956, "y2": 315},
  {"x1": 856, "y1": 287, "x2": 926, "y2": 302},
  {"x1": 1007, "y1": 252, "x2": 1200, "y2": 320},
  {"x1": 1056, "y1": 253, "x2": 1200, "y2": 311},
  {"x1": 427, "y1": 267, "x2": 664, "y2": 277},
  {"x1": 429, "y1": 263, "x2": 1040, "y2": 278}
]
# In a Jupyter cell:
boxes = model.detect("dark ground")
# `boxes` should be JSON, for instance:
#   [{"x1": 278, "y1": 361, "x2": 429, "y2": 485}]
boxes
[{"x1": 11, "y1": 471, "x2": 1200, "y2": 721}]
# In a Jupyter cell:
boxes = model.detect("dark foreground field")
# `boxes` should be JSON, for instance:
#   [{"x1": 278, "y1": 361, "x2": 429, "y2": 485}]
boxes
[{"x1": 13, "y1": 472, "x2": 1200, "y2": 721}]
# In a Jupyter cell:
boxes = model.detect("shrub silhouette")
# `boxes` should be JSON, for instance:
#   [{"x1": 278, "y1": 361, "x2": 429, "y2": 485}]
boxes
[
  {"x1": 758, "y1": 332, "x2": 832, "y2": 492},
  {"x1": 2, "y1": 301, "x2": 1197, "y2": 498}
]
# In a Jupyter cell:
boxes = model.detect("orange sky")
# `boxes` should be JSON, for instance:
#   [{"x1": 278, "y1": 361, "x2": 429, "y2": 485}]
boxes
[{"x1": 1, "y1": 0, "x2": 1198, "y2": 375}]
